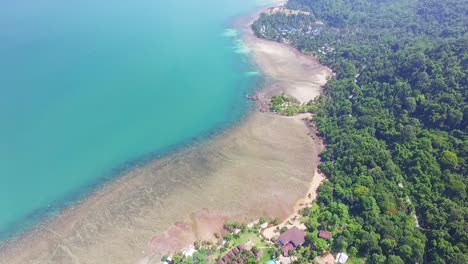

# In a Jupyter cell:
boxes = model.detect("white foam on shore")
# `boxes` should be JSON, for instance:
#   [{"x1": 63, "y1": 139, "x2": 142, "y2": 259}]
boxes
[
  {"x1": 245, "y1": 71, "x2": 260, "y2": 77},
  {"x1": 224, "y1": 29, "x2": 251, "y2": 55},
  {"x1": 233, "y1": 40, "x2": 251, "y2": 54},
  {"x1": 222, "y1": 28, "x2": 238, "y2": 38}
]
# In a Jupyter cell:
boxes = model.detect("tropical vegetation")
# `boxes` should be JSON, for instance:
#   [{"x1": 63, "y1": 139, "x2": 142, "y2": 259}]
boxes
[{"x1": 253, "y1": 0, "x2": 467, "y2": 263}]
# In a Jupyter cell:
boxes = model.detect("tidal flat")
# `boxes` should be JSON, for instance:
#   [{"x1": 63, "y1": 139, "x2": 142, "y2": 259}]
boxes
[{"x1": 0, "y1": 2, "x2": 332, "y2": 264}]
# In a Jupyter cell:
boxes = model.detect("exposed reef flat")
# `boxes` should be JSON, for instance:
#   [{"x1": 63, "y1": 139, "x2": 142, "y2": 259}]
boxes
[{"x1": 0, "y1": 2, "x2": 332, "y2": 263}]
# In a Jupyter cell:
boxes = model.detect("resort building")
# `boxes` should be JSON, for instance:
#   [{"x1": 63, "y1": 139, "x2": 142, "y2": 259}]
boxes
[
  {"x1": 217, "y1": 245, "x2": 255, "y2": 264},
  {"x1": 277, "y1": 226, "x2": 306, "y2": 257}
]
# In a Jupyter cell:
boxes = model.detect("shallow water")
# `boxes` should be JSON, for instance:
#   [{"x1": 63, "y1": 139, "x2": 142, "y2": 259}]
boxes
[
  {"x1": 0, "y1": 0, "x2": 265, "y2": 239},
  {"x1": 0, "y1": 4, "x2": 333, "y2": 262},
  {"x1": 0, "y1": 110, "x2": 322, "y2": 264}
]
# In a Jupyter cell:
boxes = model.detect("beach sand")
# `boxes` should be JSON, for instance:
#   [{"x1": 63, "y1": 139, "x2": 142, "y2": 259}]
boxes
[
  {"x1": 0, "y1": 2, "x2": 332, "y2": 264},
  {"x1": 248, "y1": 35, "x2": 331, "y2": 105}
]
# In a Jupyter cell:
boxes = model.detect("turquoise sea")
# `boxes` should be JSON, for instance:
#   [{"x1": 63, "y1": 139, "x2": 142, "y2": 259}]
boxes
[{"x1": 0, "y1": 0, "x2": 267, "y2": 240}]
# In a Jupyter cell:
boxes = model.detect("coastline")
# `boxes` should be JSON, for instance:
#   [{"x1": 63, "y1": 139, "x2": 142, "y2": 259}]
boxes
[{"x1": 0, "y1": 1, "x2": 332, "y2": 263}]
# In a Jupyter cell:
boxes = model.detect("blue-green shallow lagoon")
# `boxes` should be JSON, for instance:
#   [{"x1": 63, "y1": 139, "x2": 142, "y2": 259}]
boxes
[{"x1": 0, "y1": 0, "x2": 268, "y2": 240}]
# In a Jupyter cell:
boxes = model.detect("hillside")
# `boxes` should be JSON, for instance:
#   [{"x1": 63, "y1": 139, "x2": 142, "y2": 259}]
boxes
[{"x1": 253, "y1": 0, "x2": 467, "y2": 263}]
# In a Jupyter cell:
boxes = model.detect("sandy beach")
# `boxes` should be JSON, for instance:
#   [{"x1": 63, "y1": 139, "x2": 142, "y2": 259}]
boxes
[{"x1": 0, "y1": 2, "x2": 332, "y2": 263}]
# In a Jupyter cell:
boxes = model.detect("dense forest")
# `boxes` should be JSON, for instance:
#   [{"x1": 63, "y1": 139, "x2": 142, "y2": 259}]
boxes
[{"x1": 253, "y1": 0, "x2": 467, "y2": 263}]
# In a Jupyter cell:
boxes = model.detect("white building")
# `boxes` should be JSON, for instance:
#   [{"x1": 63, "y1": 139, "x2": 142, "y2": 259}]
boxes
[{"x1": 336, "y1": 252, "x2": 349, "y2": 264}]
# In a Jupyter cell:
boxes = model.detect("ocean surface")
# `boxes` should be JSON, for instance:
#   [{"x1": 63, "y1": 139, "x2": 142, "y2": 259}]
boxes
[{"x1": 0, "y1": 0, "x2": 268, "y2": 240}]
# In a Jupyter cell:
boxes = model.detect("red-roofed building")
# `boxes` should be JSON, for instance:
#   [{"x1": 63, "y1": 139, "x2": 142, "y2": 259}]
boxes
[
  {"x1": 277, "y1": 227, "x2": 306, "y2": 256},
  {"x1": 219, "y1": 245, "x2": 258, "y2": 263},
  {"x1": 281, "y1": 243, "x2": 295, "y2": 257},
  {"x1": 233, "y1": 247, "x2": 240, "y2": 254},
  {"x1": 319, "y1": 230, "x2": 333, "y2": 239}
]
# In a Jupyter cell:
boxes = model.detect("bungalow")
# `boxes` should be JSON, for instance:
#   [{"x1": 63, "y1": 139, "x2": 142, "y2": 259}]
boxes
[
  {"x1": 319, "y1": 230, "x2": 333, "y2": 239},
  {"x1": 277, "y1": 226, "x2": 306, "y2": 257},
  {"x1": 219, "y1": 245, "x2": 257, "y2": 264},
  {"x1": 233, "y1": 247, "x2": 240, "y2": 254},
  {"x1": 281, "y1": 243, "x2": 294, "y2": 257}
]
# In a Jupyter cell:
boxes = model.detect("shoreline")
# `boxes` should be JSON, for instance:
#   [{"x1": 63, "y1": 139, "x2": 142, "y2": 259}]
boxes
[
  {"x1": 239, "y1": 4, "x2": 332, "y2": 108},
  {"x1": 0, "y1": 1, "x2": 333, "y2": 263}
]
